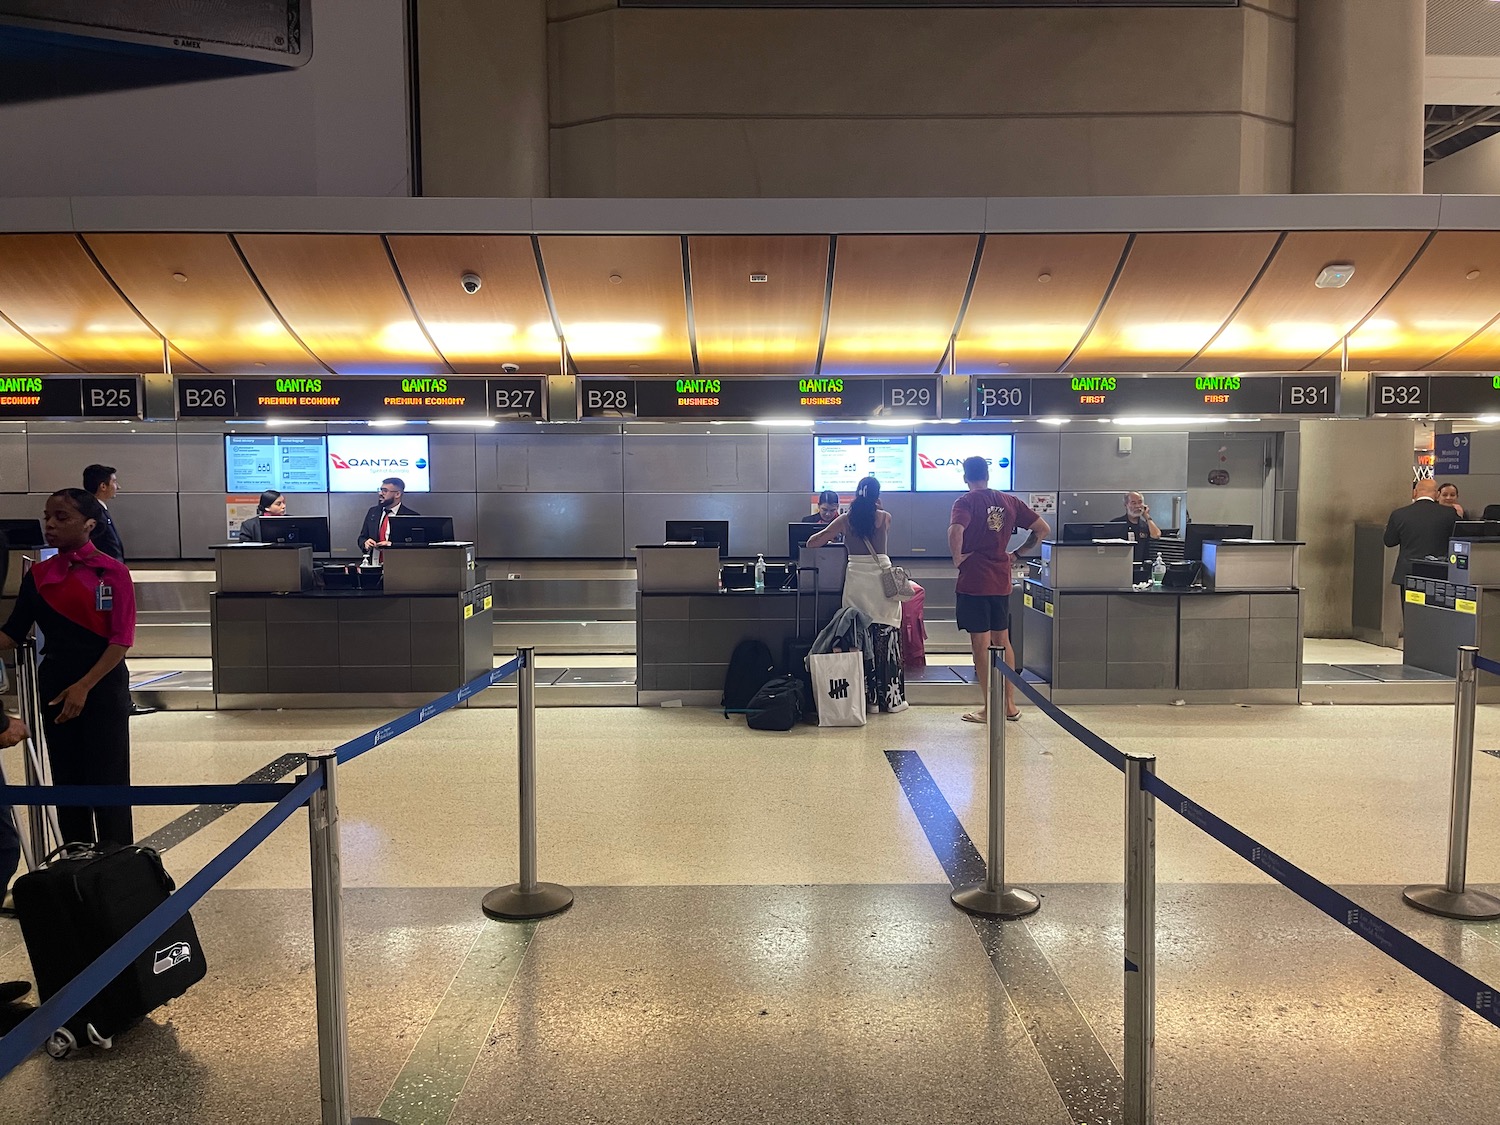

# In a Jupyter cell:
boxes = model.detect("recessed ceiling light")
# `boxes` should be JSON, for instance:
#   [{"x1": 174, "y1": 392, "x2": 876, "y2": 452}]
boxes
[
  {"x1": 171, "y1": 272, "x2": 187, "y2": 283},
  {"x1": 1467, "y1": 270, "x2": 1482, "y2": 281},
  {"x1": 1315, "y1": 263, "x2": 1355, "y2": 288},
  {"x1": 608, "y1": 273, "x2": 623, "y2": 285},
  {"x1": 749, "y1": 273, "x2": 768, "y2": 283},
  {"x1": 1038, "y1": 272, "x2": 1052, "y2": 284}
]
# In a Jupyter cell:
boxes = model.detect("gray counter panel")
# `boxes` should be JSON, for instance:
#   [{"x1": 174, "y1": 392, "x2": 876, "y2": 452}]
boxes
[{"x1": 0, "y1": 431, "x2": 27, "y2": 493}]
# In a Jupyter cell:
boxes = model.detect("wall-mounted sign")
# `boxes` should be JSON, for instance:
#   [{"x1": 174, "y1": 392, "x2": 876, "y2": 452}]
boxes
[
  {"x1": 577, "y1": 376, "x2": 940, "y2": 421},
  {"x1": 0, "y1": 376, "x2": 142, "y2": 420},
  {"x1": 1434, "y1": 433, "x2": 1470, "y2": 475},
  {"x1": 972, "y1": 374, "x2": 1338, "y2": 419},
  {"x1": 176, "y1": 375, "x2": 546, "y2": 420},
  {"x1": 1369, "y1": 373, "x2": 1500, "y2": 418}
]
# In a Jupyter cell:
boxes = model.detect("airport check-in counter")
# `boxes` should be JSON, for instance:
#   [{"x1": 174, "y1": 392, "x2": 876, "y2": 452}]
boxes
[
  {"x1": 1022, "y1": 539, "x2": 1303, "y2": 703},
  {"x1": 1400, "y1": 537, "x2": 1500, "y2": 699},
  {"x1": 635, "y1": 544, "x2": 845, "y2": 704},
  {"x1": 210, "y1": 542, "x2": 493, "y2": 703}
]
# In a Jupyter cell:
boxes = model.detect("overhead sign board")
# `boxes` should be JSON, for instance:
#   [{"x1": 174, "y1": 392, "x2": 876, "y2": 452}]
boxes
[
  {"x1": 0, "y1": 376, "x2": 142, "y2": 420},
  {"x1": 1368, "y1": 373, "x2": 1500, "y2": 418},
  {"x1": 972, "y1": 374, "x2": 1339, "y2": 419},
  {"x1": 577, "y1": 376, "x2": 940, "y2": 421},
  {"x1": 176, "y1": 375, "x2": 546, "y2": 421}
]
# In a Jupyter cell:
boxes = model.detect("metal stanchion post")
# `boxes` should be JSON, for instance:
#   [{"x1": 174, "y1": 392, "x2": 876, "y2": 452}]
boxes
[
  {"x1": 15, "y1": 641, "x2": 60, "y2": 860},
  {"x1": 305, "y1": 751, "x2": 394, "y2": 1125},
  {"x1": 1403, "y1": 646, "x2": 1500, "y2": 920},
  {"x1": 952, "y1": 646, "x2": 1040, "y2": 919},
  {"x1": 1123, "y1": 753, "x2": 1157, "y2": 1125},
  {"x1": 483, "y1": 648, "x2": 574, "y2": 920}
]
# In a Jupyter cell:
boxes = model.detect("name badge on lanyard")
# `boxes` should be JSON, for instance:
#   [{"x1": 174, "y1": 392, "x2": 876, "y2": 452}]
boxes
[{"x1": 96, "y1": 583, "x2": 113, "y2": 612}]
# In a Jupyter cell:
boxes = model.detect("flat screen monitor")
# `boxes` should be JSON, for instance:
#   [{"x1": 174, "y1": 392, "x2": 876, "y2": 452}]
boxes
[
  {"x1": 255, "y1": 515, "x2": 332, "y2": 554},
  {"x1": 1184, "y1": 523, "x2": 1254, "y2": 561},
  {"x1": 0, "y1": 518, "x2": 45, "y2": 549},
  {"x1": 788, "y1": 521, "x2": 827, "y2": 559},
  {"x1": 326, "y1": 434, "x2": 431, "y2": 493},
  {"x1": 1062, "y1": 522, "x2": 1131, "y2": 542},
  {"x1": 812, "y1": 435, "x2": 912, "y2": 493},
  {"x1": 224, "y1": 434, "x2": 328, "y2": 493},
  {"x1": 913, "y1": 434, "x2": 1014, "y2": 492},
  {"x1": 664, "y1": 519, "x2": 730, "y2": 558},
  {"x1": 385, "y1": 515, "x2": 455, "y2": 545}
]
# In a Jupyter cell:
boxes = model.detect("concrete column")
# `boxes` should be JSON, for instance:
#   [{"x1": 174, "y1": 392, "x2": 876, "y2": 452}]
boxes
[
  {"x1": 1296, "y1": 416, "x2": 1415, "y2": 638},
  {"x1": 1293, "y1": 0, "x2": 1424, "y2": 194},
  {"x1": 416, "y1": 0, "x2": 549, "y2": 197}
]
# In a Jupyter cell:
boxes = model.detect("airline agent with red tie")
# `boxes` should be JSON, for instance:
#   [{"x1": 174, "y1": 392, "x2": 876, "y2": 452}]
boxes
[
  {"x1": 357, "y1": 477, "x2": 420, "y2": 561},
  {"x1": 0, "y1": 488, "x2": 137, "y2": 846}
]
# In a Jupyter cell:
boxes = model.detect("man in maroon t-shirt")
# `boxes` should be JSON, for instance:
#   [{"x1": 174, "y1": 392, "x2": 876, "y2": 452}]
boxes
[{"x1": 947, "y1": 456, "x2": 1048, "y2": 724}]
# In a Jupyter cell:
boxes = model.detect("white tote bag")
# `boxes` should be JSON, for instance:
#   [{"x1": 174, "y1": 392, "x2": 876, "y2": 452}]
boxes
[{"x1": 808, "y1": 649, "x2": 866, "y2": 727}]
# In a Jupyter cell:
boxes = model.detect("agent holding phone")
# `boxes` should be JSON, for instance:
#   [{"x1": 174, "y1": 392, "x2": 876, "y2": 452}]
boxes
[{"x1": 0, "y1": 488, "x2": 137, "y2": 846}]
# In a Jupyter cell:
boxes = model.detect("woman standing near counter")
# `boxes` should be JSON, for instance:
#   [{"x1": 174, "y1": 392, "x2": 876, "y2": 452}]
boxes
[
  {"x1": 808, "y1": 476, "x2": 906, "y2": 713},
  {"x1": 0, "y1": 489, "x2": 136, "y2": 845},
  {"x1": 235, "y1": 489, "x2": 286, "y2": 543}
]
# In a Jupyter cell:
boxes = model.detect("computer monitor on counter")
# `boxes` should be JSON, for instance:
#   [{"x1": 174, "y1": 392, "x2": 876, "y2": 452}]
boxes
[{"x1": 664, "y1": 519, "x2": 729, "y2": 559}]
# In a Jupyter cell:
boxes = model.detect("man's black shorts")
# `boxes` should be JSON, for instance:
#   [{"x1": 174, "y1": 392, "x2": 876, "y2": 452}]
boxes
[{"x1": 955, "y1": 592, "x2": 1011, "y2": 635}]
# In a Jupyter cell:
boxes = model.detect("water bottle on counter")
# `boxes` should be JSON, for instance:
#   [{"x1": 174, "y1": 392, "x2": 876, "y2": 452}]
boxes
[
  {"x1": 1151, "y1": 552, "x2": 1166, "y2": 588},
  {"x1": 754, "y1": 553, "x2": 766, "y2": 592}
]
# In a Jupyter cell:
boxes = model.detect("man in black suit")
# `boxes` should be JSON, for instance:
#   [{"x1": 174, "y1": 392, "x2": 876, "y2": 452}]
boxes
[
  {"x1": 83, "y1": 464, "x2": 124, "y2": 560},
  {"x1": 357, "y1": 477, "x2": 419, "y2": 560},
  {"x1": 1384, "y1": 480, "x2": 1459, "y2": 588}
]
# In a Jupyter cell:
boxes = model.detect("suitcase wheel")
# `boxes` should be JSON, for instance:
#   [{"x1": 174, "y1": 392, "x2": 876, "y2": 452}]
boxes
[
  {"x1": 85, "y1": 1023, "x2": 113, "y2": 1050},
  {"x1": 45, "y1": 1028, "x2": 77, "y2": 1059}
]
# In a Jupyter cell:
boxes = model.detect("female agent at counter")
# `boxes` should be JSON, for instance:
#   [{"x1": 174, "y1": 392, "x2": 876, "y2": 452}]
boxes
[
  {"x1": 234, "y1": 489, "x2": 286, "y2": 543},
  {"x1": 0, "y1": 489, "x2": 137, "y2": 846},
  {"x1": 808, "y1": 476, "x2": 907, "y2": 713}
]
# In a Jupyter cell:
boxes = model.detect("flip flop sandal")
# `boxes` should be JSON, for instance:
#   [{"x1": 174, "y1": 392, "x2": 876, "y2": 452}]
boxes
[
  {"x1": 1006, "y1": 709, "x2": 1022, "y2": 722},
  {"x1": 961, "y1": 712, "x2": 986, "y2": 724}
]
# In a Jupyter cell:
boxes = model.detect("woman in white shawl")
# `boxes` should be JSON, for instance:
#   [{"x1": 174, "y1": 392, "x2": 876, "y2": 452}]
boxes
[{"x1": 807, "y1": 476, "x2": 907, "y2": 713}]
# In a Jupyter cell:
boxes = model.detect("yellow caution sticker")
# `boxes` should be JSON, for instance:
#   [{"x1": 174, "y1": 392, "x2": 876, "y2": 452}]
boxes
[
  {"x1": 1023, "y1": 594, "x2": 1034, "y2": 609},
  {"x1": 1457, "y1": 598, "x2": 1477, "y2": 615},
  {"x1": 463, "y1": 604, "x2": 474, "y2": 619},
  {"x1": 1044, "y1": 602, "x2": 1055, "y2": 617},
  {"x1": 1405, "y1": 590, "x2": 1426, "y2": 605},
  {"x1": 483, "y1": 596, "x2": 493, "y2": 610}
]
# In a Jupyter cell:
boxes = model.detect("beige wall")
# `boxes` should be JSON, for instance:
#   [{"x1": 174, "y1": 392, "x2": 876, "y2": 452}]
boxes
[
  {"x1": 1425, "y1": 131, "x2": 1500, "y2": 195},
  {"x1": 421, "y1": 1, "x2": 1297, "y2": 198}
]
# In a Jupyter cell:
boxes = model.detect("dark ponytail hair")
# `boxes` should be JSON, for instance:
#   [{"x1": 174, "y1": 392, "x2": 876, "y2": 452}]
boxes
[
  {"x1": 52, "y1": 487, "x2": 103, "y2": 527},
  {"x1": 257, "y1": 489, "x2": 283, "y2": 515},
  {"x1": 847, "y1": 476, "x2": 881, "y2": 541}
]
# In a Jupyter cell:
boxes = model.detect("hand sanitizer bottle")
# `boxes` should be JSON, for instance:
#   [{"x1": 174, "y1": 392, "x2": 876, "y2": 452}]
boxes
[
  {"x1": 1151, "y1": 552, "x2": 1166, "y2": 588},
  {"x1": 754, "y1": 553, "x2": 766, "y2": 592}
]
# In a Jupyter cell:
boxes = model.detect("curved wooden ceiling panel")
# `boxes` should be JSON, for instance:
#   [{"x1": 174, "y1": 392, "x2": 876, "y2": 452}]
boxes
[
  {"x1": 1342, "y1": 231, "x2": 1500, "y2": 370},
  {"x1": 235, "y1": 234, "x2": 447, "y2": 375},
  {"x1": 84, "y1": 233, "x2": 319, "y2": 374},
  {"x1": 1190, "y1": 231, "x2": 1428, "y2": 371},
  {"x1": 688, "y1": 235, "x2": 828, "y2": 375},
  {"x1": 0, "y1": 233, "x2": 193, "y2": 372},
  {"x1": 538, "y1": 235, "x2": 691, "y2": 374},
  {"x1": 0, "y1": 312, "x2": 73, "y2": 373},
  {"x1": 956, "y1": 234, "x2": 1128, "y2": 374},
  {"x1": 1067, "y1": 232, "x2": 1280, "y2": 372},
  {"x1": 822, "y1": 235, "x2": 978, "y2": 375},
  {"x1": 387, "y1": 235, "x2": 557, "y2": 373}
]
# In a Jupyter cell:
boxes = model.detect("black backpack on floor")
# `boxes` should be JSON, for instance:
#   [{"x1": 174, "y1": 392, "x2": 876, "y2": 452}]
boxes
[
  {"x1": 722, "y1": 638, "x2": 776, "y2": 712},
  {"x1": 746, "y1": 676, "x2": 807, "y2": 731}
]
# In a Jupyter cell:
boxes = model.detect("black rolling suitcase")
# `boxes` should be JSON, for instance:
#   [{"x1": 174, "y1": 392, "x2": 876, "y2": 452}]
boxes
[{"x1": 13, "y1": 843, "x2": 207, "y2": 1057}]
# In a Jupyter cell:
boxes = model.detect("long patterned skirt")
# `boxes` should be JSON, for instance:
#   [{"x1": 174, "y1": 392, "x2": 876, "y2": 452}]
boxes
[{"x1": 866, "y1": 623, "x2": 908, "y2": 713}]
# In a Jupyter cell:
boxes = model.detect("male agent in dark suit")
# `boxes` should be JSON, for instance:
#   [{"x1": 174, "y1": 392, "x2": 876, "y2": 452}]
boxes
[
  {"x1": 357, "y1": 477, "x2": 419, "y2": 560},
  {"x1": 83, "y1": 464, "x2": 124, "y2": 560},
  {"x1": 1384, "y1": 479, "x2": 1459, "y2": 589}
]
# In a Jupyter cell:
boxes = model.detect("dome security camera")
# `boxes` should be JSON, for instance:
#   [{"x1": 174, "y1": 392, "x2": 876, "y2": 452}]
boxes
[
  {"x1": 461, "y1": 272, "x2": 482, "y2": 294},
  {"x1": 500, "y1": 362, "x2": 521, "y2": 374}
]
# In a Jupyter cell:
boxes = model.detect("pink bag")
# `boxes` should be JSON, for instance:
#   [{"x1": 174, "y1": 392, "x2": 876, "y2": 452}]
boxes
[{"x1": 901, "y1": 582, "x2": 927, "y2": 671}]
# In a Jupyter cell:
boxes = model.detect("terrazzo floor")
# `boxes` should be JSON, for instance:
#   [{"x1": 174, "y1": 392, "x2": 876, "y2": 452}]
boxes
[{"x1": 2, "y1": 698, "x2": 1499, "y2": 1123}]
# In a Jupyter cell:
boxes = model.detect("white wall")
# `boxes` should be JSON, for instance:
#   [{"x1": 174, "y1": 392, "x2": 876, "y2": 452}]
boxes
[
  {"x1": 0, "y1": 0, "x2": 411, "y2": 198},
  {"x1": 1424, "y1": 130, "x2": 1500, "y2": 195}
]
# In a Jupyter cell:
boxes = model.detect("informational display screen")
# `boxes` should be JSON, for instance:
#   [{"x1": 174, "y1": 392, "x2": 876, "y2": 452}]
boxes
[
  {"x1": 178, "y1": 376, "x2": 545, "y2": 421},
  {"x1": 972, "y1": 374, "x2": 1338, "y2": 419},
  {"x1": 579, "y1": 377, "x2": 939, "y2": 421},
  {"x1": 914, "y1": 434, "x2": 1014, "y2": 492},
  {"x1": 1369, "y1": 373, "x2": 1500, "y2": 417},
  {"x1": 813, "y1": 436, "x2": 912, "y2": 492},
  {"x1": 224, "y1": 435, "x2": 329, "y2": 493},
  {"x1": 0, "y1": 376, "x2": 142, "y2": 420},
  {"x1": 326, "y1": 434, "x2": 431, "y2": 493}
]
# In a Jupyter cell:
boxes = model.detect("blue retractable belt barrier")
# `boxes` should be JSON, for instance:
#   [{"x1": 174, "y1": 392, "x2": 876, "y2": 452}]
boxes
[
  {"x1": 1472, "y1": 653, "x2": 1500, "y2": 678},
  {"x1": 334, "y1": 654, "x2": 522, "y2": 765},
  {"x1": 996, "y1": 652, "x2": 1500, "y2": 1032},
  {"x1": 1145, "y1": 771, "x2": 1500, "y2": 1030},
  {"x1": 0, "y1": 783, "x2": 296, "y2": 807},
  {"x1": 0, "y1": 770, "x2": 325, "y2": 1077}
]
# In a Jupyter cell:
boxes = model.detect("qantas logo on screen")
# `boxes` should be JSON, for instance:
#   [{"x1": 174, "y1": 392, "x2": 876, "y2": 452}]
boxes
[
  {"x1": 917, "y1": 454, "x2": 1010, "y2": 470},
  {"x1": 329, "y1": 454, "x2": 418, "y2": 470}
]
